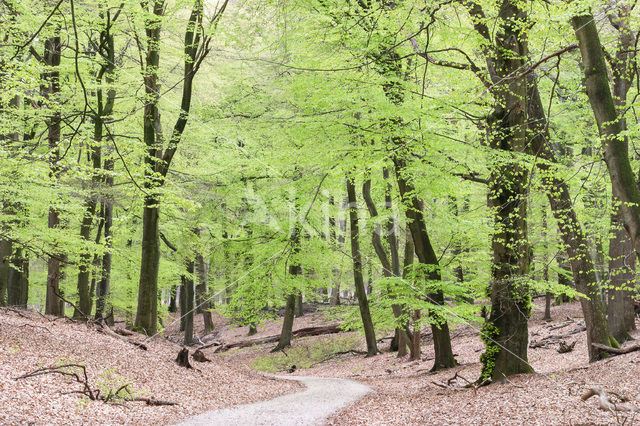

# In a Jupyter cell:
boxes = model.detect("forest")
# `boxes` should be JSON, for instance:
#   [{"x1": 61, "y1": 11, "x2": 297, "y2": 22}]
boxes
[{"x1": 2, "y1": 0, "x2": 640, "y2": 424}]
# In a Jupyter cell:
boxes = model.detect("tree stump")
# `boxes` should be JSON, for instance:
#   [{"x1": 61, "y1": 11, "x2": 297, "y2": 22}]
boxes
[{"x1": 176, "y1": 347, "x2": 193, "y2": 369}]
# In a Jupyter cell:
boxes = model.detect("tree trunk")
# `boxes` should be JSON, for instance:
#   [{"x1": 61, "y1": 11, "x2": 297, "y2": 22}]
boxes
[
  {"x1": 346, "y1": 174, "x2": 378, "y2": 357},
  {"x1": 7, "y1": 248, "x2": 28, "y2": 308},
  {"x1": 608, "y1": 210, "x2": 635, "y2": 342},
  {"x1": 555, "y1": 253, "x2": 573, "y2": 305},
  {"x1": 273, "y1": 217, "x2": 302, "y2": 352},
  {"x1": 526, "y1": 56, "x2": 618, "y2": 360},
  {"x1": 605, "y1": 3, "x2": 636, "y2": 343},
  {"x1": 362, "y1": 173, "x2": 411, "y2": 353},
  {"x1": 571, "y1": 13, "x2": 640, "y2": 265},
  {"x1": 273, "y1": 294, "x2": 296, "y2": 351},
  {"x1": 168, "y1": 286, "x2": 178, "y2": 313},
  {"x1": 195, "y1": 246, "x2": 214, "y2": 334},
  {"x1": 95, "y1": 161, "x2": 113, "y2": 321},
  {"x1": 183, "y1": 260, "x2": 195, "y2": 346},
  {"x1": 135, "y1": 203, "x2": 161, "y2": 334},
  {"x1": 331, "y1": 197, "x2": 348, "y2": 306},
  {"x1": 42, "y1": 34, "x2": 62, "y2": 317},
  {"x1": 294, "y1": 293, "x2": 303, "y2": 317},
  {"x1": 394, "y1": 159, "x2": 456, "y2": 370},
  {"x1": 0, "y1": 240, "x2": 12, "y2": 306},
  {"x1": 135, "y1": 0, "x2": 210, "y2": 334}
]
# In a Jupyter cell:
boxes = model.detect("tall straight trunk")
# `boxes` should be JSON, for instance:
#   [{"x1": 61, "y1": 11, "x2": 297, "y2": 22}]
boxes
[
  {"x1": 195, "y1": 245, "x2": 214, "y2": 334},
  {"x1": 183, "y1": 260, "x2": 195, "y2": 345},
  {"x1": 135, "y1": 203, "x2": 161, "y2": 334},
  {"x1": 134, "y1": 0, "x2": 164, "y2": 335},
  {"x1": 135, "y1": 0, "x2": 213, "y2": 334},
  {"x1": 75, "y1": 179, "x2": 99, "y2": 318},
  {"x1": 75, "y1": 14, "x2": 117, "y2": 319},
  {"x1": 401, "y1": 229, "x2": 420, "y2": 360},
  {"x1": 393, "y1": 158, "x2": 456, "y2": 370},
  {"x1": 294, "y1": 293, "x2": 303, "y2": 317},
  {"x1": 179, "y1": 283, "x2": 186, "y2": 332},
  {"x1": 95, "y1": 157, "x2": 114, "y2": 320},
  {"x1": 0, "y1": 95, "x2": 23, "y2": 307},
  {"x1": 0, "y1": 240, "x2": 12, "y2": 306},
  {"x1": 7, "y1": 248, "x2": 28, "y2": 308},
  {"x1": 273, "y1": 223, "x2": 301, "y2": 352},
  {"x1": 331, "y1": 197, "x2": 348, "y2": 306},
  {"x1": 475, "y1": 0, "x2": 534, "y2": 382},
  {"x1": 542, "y1": 204, "x2": 552, "y2": 322},
  {"x1": 43, "y1": 34, "x2": 62, "y2": 317},
  {"x1": 346, "y1": 174, "x2": 378, "y2": 357},
  {"x1": 328, "y1": 196, "x2": 340, "y2": 306}
]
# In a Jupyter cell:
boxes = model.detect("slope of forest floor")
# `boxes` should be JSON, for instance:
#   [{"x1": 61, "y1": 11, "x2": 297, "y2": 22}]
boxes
[
  {"x1": 207, "y1": 300, "x2": 640, "y2": 425},
  {"x1": 0, "y1": 309, "x2": 299, "y2": 425}
]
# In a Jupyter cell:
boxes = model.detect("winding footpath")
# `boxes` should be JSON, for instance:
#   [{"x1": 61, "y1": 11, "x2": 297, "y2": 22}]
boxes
[{"x1": 177, "y1": 375, "x2": 372, "y2": 426}]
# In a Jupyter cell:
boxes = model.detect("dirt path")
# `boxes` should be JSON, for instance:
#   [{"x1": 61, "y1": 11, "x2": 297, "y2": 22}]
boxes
[{"x1": 176, "y1": 375, "x2": 372, "y2": 425}]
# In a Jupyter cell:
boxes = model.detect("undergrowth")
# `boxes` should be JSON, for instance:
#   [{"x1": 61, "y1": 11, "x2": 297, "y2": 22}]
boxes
[{"x1": 251, "y1": 335, "x2": 360, "y2": 373}]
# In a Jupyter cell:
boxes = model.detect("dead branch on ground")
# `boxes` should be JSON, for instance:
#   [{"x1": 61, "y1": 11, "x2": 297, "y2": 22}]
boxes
[
  {"x1": 582, "y1": 386, "x2": 638, "y2": 413},
  {"x1": 14, "y1": 364, "x2": 177, "y2": 406},
  {"x1": 592, "y1": 342, "x2": 640, "y2": 356}
]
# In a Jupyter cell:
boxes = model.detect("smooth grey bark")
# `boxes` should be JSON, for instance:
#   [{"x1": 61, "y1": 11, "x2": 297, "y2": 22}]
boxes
[
  {"x1": 528, "y1": 75, "x2": 615, "y2": 360},
  {"x1": 183, "y1": 260, "x2": 195, "y2": 345},
  {"x1": 605, "y1": 3, "x2": 636, "y2": 342},
  {"x1": 273, "y1": 223, "x2": 301, "y2": 352},
  {"x1": 196, "y1": 246, "x2": 214, "y2": 334},
  {"x1": 571, "y1": 13, "x2": 640, "y2": 267},
  {"x1": 362, "y1": 172, "x2": 412, "y2": 353},
  {"x1": 346, "y1": 174, "x2": 378, "y2": 357},
  {"x1": 393, "y1": 159, "x2": 455, "y2": 370}
]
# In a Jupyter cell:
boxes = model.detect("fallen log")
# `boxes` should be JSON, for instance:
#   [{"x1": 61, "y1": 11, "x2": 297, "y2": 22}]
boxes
[
  {"x1": 529, "y1": 326, "x2": 586, "y2": 349},
  {"x1": 96, "y1": 320, "x2": 147, "y2": 351},
  {"x1": 592, "y1": 342, "x2": 640, "y2": 356},
  {"x1": 211, "y1": 324, "x2": 343, "y2": 353}
]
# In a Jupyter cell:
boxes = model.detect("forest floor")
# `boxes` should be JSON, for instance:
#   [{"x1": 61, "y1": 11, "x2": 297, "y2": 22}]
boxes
[
  {"x1": 3, "y1": 301, "x2": 640, "y2": 425},
  {"x1": 0, "y1": 308, "x2": 300, "y2": 425},
  {"x1": 200, "y1": 300, "x2": 640, "y2": 425}
]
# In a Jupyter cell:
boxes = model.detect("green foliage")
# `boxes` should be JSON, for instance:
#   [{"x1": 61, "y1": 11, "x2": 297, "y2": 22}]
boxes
[
  {"x1": 250, "y1": 335, "x2": 360, "y2": 373},
  {"x1": 95, "y1": 368, "x2": 137, "y2": 402},
  {"x1": 0, "y1": 0, "x2": 637, "y2": 363},
  {"x1": 479, "y1": 322, "x2": 500, "y2": 382}
]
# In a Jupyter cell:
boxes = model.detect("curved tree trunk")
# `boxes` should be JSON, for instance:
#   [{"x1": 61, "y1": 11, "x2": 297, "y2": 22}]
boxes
[
  {"x1": 572, "y1": 13, "x2": 640, "y2": 269},
  {"x1": 346, "y1": 174, "x2": 378, "y2": 357},
  {"x1": 394, "y1": 159, "x2": 456, "y2": 370}
]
